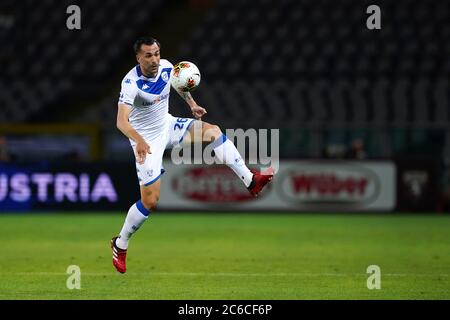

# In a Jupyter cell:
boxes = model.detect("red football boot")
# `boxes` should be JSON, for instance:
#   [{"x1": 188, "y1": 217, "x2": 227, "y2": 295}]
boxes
[
  {"x1": 248, "y1": 167, "x2": 274, "y2": 197},
  {"x1": 111, "y1": 236, "x2": 127, "y2": 274}
]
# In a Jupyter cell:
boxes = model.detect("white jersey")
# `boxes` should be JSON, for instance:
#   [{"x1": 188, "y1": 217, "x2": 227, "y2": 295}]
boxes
[{"x1": 118, "y1": 59, "x2": 174, "y2": 141}]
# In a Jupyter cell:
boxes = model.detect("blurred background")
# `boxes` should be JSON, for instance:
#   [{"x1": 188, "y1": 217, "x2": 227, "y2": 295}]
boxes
[{"x1": 1, "y1": 0, "x2": 449, "y2": 213}]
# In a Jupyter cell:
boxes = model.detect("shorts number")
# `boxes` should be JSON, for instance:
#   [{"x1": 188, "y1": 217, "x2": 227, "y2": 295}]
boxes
[{"x1": 174, "y1": 118, "x2": 188, "y2": 130}]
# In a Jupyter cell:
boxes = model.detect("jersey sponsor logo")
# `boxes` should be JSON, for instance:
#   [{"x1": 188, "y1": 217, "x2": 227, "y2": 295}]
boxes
[{"x1": 141, "y1": 93, "x2": 169, "y2": 106}]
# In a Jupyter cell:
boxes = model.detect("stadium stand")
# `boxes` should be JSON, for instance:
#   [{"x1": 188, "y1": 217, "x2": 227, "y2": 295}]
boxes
[
  {"x1": 1, "y1": 0, "x2": 449, "y2": 159},
  {"x1": 0, "y1": 0, "x2": 163, "y2": 122},
  {"x1": 173, "y1": 0, "x2": 450, "y2": 157},
  {"x1": 175, "y1": 0, "x2": 449, "y2": 124}
]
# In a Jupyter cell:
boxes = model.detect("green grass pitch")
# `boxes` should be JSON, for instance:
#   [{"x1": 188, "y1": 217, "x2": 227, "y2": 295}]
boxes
[{"x1": 0, "y1": 212, "x2": 449, "y2": 299}]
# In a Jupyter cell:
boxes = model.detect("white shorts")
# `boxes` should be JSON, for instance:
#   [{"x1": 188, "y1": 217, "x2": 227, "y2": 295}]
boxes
[{"x1": 131, "y1": 113, "x2": 196, "y2": 186}]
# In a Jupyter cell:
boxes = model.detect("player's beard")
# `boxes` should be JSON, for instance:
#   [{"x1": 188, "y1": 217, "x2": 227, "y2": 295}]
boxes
[{"x1": 145, "y1": 64, "x2": 159, "y2": 77}]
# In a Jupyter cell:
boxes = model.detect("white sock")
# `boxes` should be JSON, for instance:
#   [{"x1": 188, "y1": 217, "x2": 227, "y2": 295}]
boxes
[
  {"x1": 211, "y1": 134, "x2": 253, "y2": 187},
  {"x1": 116, "y1": 200, "x2": 149, "y2": 249}
]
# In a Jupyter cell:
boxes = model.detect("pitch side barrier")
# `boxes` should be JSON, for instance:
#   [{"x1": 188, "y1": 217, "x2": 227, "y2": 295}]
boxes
[
  {"x1": 0, "y1": 159, "x2": 440, "y2": 212},
  {"x1": 0, "y1": 123, "x2": 101, "y2": 161},
  {"x1": 158, "y1": 160, "x2": 397, "y2": 212}
]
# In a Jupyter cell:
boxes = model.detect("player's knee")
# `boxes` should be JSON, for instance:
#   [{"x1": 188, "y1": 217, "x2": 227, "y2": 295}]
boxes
[
  {"x1": 212, "y1": 124, "x2": 222, "y2": 137},
  {"x1": 205, "y1": 124, "x2": 222, "y2": 141},
  {"x1": 141, "y1": 194, "x2": 159, "y2": 210}
]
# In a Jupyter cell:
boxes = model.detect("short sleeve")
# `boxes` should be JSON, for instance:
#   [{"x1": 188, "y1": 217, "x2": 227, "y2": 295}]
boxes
[{"x1": 118, "y1": 77, "x2": 137, "y2": 106}]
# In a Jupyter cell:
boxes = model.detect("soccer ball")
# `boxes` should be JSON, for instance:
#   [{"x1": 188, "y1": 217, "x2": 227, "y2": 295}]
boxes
[{"x1": 171, "y1": 61, "x2": 201, "y2": 92}]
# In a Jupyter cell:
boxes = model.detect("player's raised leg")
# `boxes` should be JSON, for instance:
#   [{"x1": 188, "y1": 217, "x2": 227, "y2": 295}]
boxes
[
  {"x1": 188, "y1": 121, "x2": 273, "y2": 196},
  {"x1": 111, "y1": 180, "x2": 160, "y2": 273}
]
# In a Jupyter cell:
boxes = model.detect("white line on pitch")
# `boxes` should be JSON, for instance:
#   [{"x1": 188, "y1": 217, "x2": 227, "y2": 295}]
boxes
[{"x1": 7, "y1": 272, "x2": 450, "y2": 277}]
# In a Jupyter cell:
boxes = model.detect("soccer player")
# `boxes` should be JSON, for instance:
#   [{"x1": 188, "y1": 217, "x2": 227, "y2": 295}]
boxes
[{"x1": 111, "y1": 37, "x2": 273, "y2": 273}]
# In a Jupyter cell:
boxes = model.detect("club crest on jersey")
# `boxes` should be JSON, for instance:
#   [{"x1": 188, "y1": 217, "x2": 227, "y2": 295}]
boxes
[{"x1": 161, "y1": 71, "x2": 169, "y2": 82}]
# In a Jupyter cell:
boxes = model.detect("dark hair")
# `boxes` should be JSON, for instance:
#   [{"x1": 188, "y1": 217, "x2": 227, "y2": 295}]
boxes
[{"x1": 133, "y1": 37, "x2": 161, "y2": 54}]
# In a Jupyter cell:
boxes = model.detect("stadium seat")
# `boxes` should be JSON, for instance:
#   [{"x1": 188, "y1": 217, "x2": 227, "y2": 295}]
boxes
[
  {"x1": 0, "y1": 0, "x2": 163, "y2": 122},
  {"x1": 2, "y1": 0, "x2": 448, "y2": 160}
]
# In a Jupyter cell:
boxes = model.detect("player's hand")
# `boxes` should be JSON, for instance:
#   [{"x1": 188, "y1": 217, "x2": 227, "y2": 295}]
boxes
[
  {"x1": 191, "y1": 105, "x2": 207, "y2": 120},
  {"x1": 135, "y1": 139, "x2": 151, "y2": 165}
]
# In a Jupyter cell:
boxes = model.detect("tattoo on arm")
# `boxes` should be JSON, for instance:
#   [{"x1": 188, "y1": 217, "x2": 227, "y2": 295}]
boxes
[
  {"x1": 179, "y1": 91, "x2": 193, "y2": 102},
  {"x1": 177, "y1": 90, "x2": 195, "y2": 109}
]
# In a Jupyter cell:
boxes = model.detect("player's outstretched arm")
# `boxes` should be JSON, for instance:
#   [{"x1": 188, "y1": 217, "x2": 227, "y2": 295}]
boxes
[
  {"x1": 117, "y1": 103, "x2": 151, "y2": 164},
  {"x1": 174, "y1": 89, "x2": 207, "y2": 120}
]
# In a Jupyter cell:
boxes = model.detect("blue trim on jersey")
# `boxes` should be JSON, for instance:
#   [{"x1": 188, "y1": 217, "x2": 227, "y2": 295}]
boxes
[
  {"x1": 136, "y1": 67, "x2": 172, "y2": 95},
  {"x1": 143, "y1": 168, "x2": 165, "y2": 187},
  {"x1": 179, "y1": 119, "x2": 196, "y2": 144},
  {"x1": 136, "y1": 65, "x2": 142, "y2": 77},
  {"x1": 119, "y1": 101, "x2": 133, "y2": 106},
  {"x1": 136, "y1": 200, "x2": 150, "y2": 216},
  {"x1": 210, "y1": 134, "x2": 228, "y2": 149}
]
